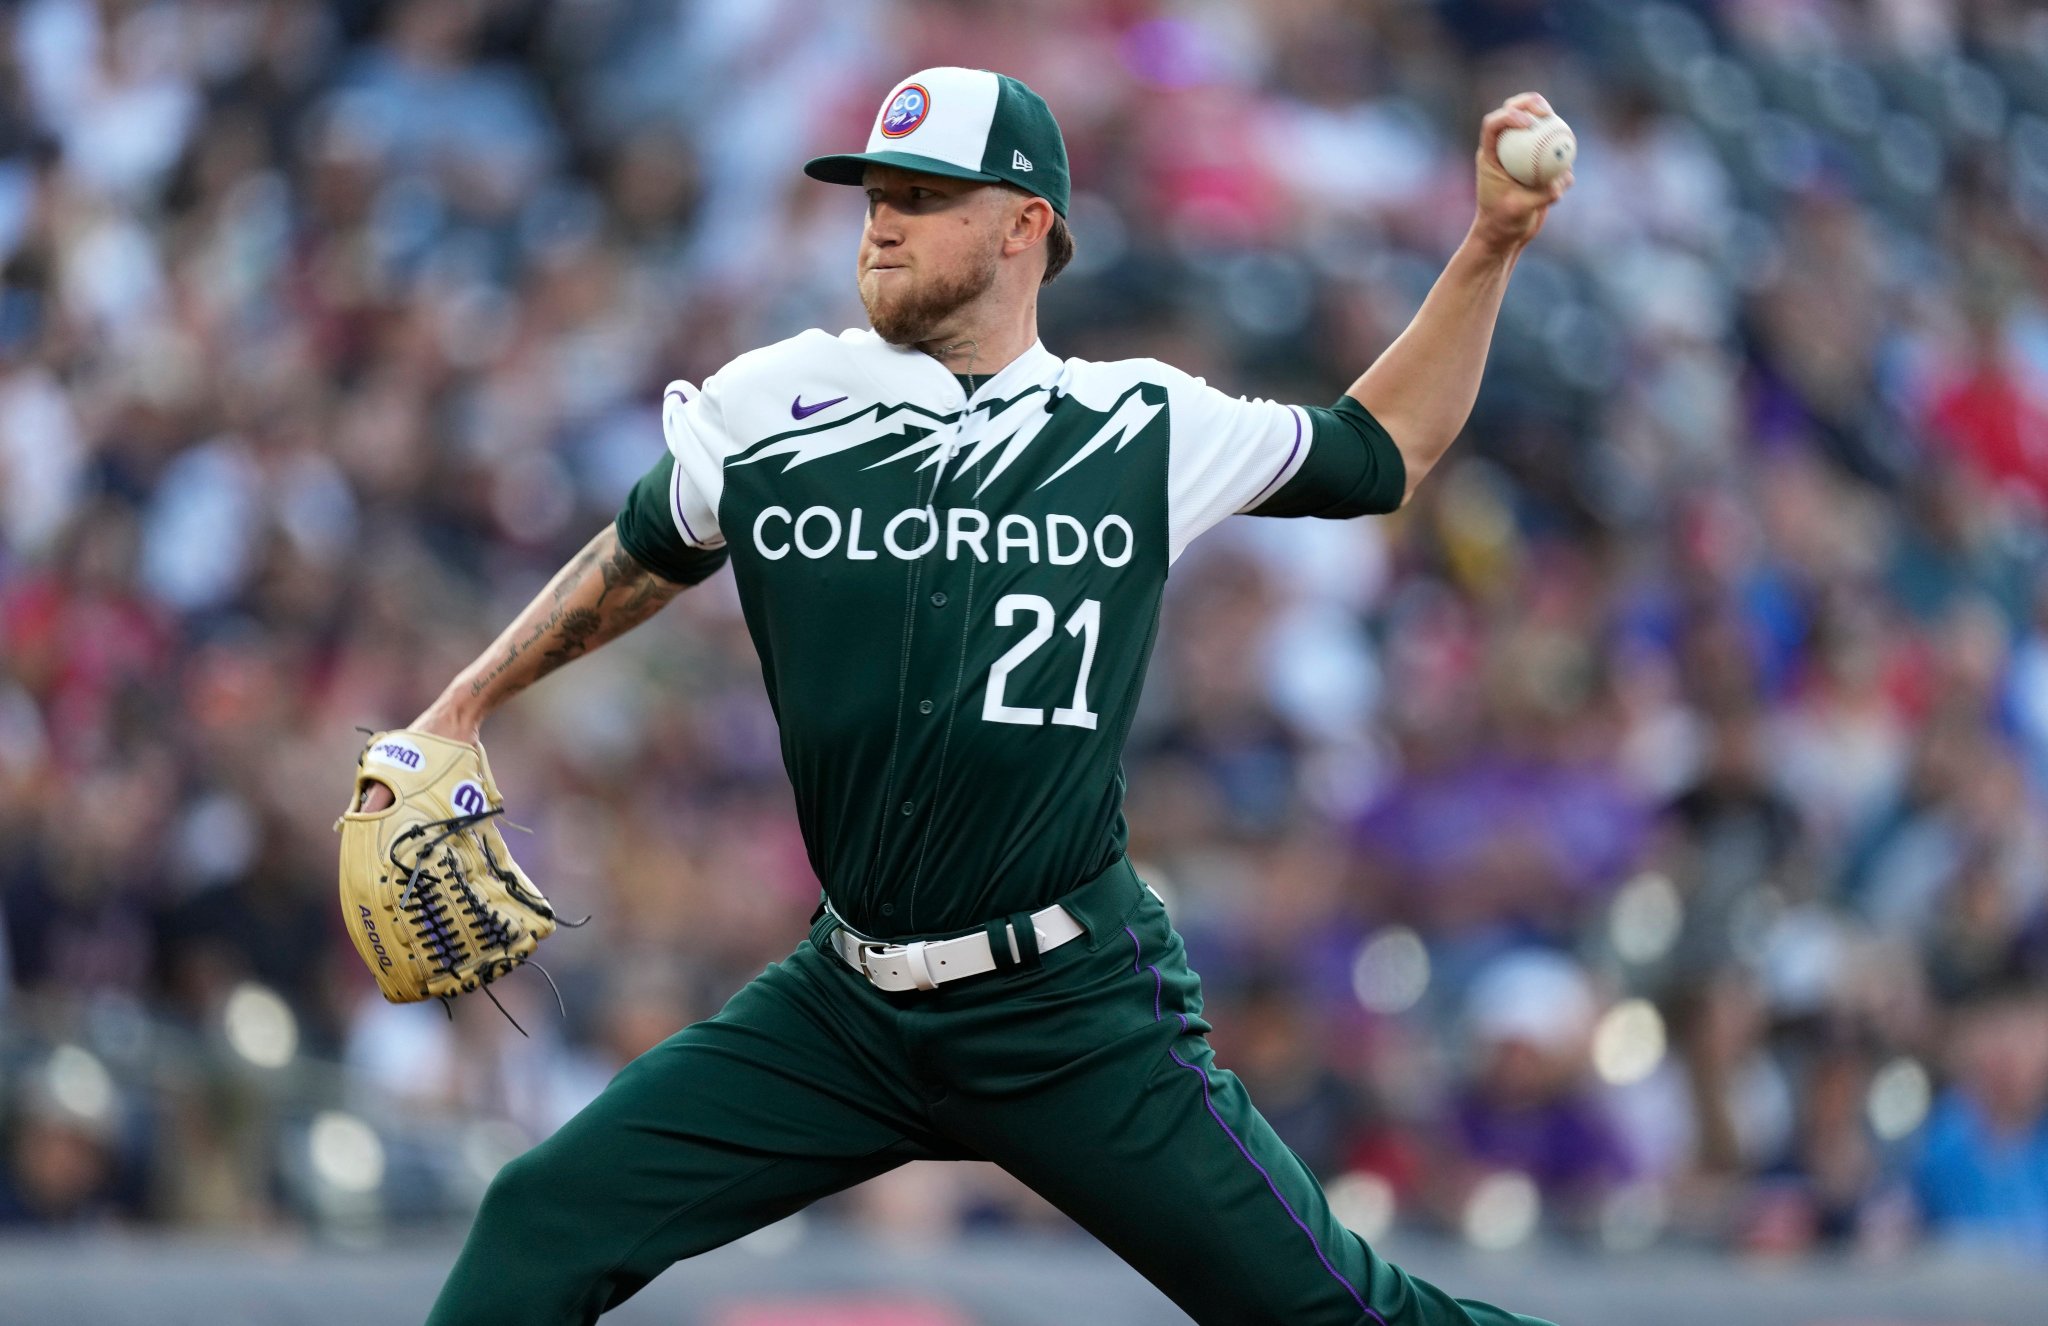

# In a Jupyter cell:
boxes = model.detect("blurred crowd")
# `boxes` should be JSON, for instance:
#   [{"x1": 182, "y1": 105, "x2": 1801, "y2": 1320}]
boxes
[{"x1": 2, "y1": 0, "x2": 2048, "y2": 1268}]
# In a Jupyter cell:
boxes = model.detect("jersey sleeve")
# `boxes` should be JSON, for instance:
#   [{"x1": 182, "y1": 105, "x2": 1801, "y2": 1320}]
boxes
[
  {"x1": 1243, "y1": 395, "x2": 1407, "y2": 520},
  {"x1": 611, "y1": 373, "x2": 739, "y2": 586},
  {"x1": 614, "y1": 452, "x2": 729, "y2": 586},
  {"x1": 1163, "y1": 368, "x2": 1407, "y2": 561},
  {"x1": 660, "y1": 376, "x2": 733, "y2": 549}
]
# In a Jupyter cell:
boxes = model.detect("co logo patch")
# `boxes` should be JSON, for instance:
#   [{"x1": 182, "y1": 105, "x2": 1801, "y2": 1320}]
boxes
[
  {"x1": 880, "y1": 84, "x2": 930, "y2": 138},
  {"x1": 451, "y1": 780, "x2": 488, "y2": 817}
]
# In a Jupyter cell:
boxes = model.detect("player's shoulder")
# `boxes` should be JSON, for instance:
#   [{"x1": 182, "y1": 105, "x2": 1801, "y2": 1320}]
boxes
[
  {"x1": 1054, "y1": 355, "x2": 1224, "y2": 422},
  {"x1": 1057, "y1": 354, "x2": 1206, "y2": 399},
  {"x1": 694, "y1": 326, "x2": 925, "y2": 401},
  {"x1": 701, "y1": 328, "x2": 850, "y2": 389},
  {"x1": 667, "y1": 330, "x2": 880, "y2": 448}
]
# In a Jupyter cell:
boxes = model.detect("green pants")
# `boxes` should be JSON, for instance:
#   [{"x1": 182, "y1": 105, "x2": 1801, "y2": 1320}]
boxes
[{"x1": 428, "y1": 858, "x2": 1553, "y2": 1326}]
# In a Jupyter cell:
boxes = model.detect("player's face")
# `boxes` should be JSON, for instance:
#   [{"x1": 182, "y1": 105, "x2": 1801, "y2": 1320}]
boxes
[{"x1": 857, "y1": 167, "x2": 1007, "y2": 346}]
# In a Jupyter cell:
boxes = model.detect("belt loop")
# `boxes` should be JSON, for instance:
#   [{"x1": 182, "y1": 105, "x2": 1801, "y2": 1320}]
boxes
[
  {"x1": 1006, "y1": 912, "x2": 1041, "y2": 970},
  {"x1": 1075, "y1": 856, "x2": 1140, "y2": 951},
  {"x1": 984, "y1": 917, "x2": 1020, "y2": 973},
  {"x1": 901, "y1": 941, "x2": 938, "y2": 991},
  {"x1": 808, "y1": 904, "x2": 837, "y2": 953}
]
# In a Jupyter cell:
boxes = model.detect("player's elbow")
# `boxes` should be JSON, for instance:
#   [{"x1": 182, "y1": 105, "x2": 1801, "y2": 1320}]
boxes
[
  {"x1": 1397, "y1": 458, "x2": 1432, "y2": 507},
  {"x1": 1388, "y1": 433, "x2": 1440, "y2": 509}
]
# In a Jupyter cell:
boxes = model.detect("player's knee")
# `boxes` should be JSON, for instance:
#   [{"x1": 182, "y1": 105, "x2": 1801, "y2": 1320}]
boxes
[{"x1": 430, "y1": 1149, "x2": 576, "y2": 1323}]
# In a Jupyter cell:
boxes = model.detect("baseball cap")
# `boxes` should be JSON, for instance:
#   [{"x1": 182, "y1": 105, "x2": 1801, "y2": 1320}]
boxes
[{"x1": 805, "y1": 67, "x2": 1070, "y2": 217}]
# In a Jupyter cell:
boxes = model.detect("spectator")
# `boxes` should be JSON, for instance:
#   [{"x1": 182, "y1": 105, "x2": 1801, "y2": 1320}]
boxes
[
  {"x1": 1913, "y1": 987, "x2": 2048, "y2": 1256},
  {"x1": 1442, "y1": 949, "x2": 1636, "y2": 1232}
]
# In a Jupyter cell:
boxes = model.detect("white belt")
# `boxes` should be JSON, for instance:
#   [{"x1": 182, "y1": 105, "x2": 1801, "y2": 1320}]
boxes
[{"x1": 828, "y1": 902, "x2": 1085, "y2": 992}]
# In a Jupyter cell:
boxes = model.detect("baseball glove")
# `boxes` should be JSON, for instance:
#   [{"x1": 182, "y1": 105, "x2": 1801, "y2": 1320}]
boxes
[{"x1": 335, "y1": 729, "x2": 567, "y2": 1016}]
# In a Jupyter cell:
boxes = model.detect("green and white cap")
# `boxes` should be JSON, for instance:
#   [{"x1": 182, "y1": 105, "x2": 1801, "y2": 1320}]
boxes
[{"x1": 805, "y1": 67, "x2": 1070, "y2": 217}]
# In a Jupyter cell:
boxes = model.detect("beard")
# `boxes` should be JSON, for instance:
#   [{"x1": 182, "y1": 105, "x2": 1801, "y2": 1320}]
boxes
[{"x1": 858, "y1": 242, "x2": 1003, "y2": 346}]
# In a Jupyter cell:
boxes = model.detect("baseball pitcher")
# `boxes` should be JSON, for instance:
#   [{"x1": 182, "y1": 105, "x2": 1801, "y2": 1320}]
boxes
[{"x1": 357, "y1": 66, "x2": 1571, "y2": 1326}]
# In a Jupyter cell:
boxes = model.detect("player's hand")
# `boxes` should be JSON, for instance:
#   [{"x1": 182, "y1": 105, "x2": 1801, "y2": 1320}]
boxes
[
  {"x1": 350, "y1": 704, "x2": 483, "y2": 813},
  {"x1": 1472, "y1": 92, "x2": 1572, "y2": 254}
]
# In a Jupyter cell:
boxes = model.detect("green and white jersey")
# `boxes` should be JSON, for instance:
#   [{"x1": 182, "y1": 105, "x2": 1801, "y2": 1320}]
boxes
[{"x1": 618, "y1": 328, "x2": 1403, "y2": 937}]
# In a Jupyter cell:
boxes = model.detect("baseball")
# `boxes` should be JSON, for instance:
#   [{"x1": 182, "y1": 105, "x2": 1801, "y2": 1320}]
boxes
[{"x1": 1495, "y1": 112, "x2": 1576, "y2": 188}]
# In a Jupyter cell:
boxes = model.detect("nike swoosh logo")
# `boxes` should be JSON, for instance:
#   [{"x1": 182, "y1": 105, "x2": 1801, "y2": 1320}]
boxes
[{"x1": 791, "y1": 394, "x2": 848, "y2": 420}]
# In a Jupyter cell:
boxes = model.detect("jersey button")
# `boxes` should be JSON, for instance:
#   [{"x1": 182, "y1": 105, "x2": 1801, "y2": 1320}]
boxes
[
  {"x1": 901, "y1": 801, "x2": 915, "y2": 816},
  {"x1": 929, "y1": 591, "x2": 948, "y2": 608},
  {"x1": 880, "y1": 903, "x2": 895, "y2": 917},
  {"x1": 918, "y1": 699, "x2": 934, "y2": 715}
]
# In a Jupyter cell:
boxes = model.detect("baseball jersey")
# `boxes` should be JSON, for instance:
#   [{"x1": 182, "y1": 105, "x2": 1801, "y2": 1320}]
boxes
[{"x1": 616, "y1": 328, "x2": 1403, "y2": 937}]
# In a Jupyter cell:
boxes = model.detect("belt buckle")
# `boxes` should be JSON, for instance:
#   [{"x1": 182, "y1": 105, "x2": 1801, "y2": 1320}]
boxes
[
  {"x1": 856, "y1": 937, "x2": 939, "y2": 991},
  {"x1": 852, "y1": 938, "x2": 892, "y2": 981}
]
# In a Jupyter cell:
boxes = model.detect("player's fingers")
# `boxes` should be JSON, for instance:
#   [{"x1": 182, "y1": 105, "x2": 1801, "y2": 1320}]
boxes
[
  {"x1": 1504, "y1": 91, "x2": 1552, "y2": 118},
  {"x1": 1478, "y1": 104, "x2": 1538, "y2": 161},
  {"x1": 1480, "y1": 105, "x2": 1536, "y2": 139},
  {"x1": 357, "y1": 781, "x2": 395, "y2": 813}
]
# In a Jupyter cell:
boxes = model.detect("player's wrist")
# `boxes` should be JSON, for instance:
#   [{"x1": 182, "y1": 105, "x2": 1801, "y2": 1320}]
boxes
[
  {"x1": 411, "y1": 693, "x2": 486, "y2": 747},
  {"x1": 1458, "y1": 218, "x2": 1528, "y2": 268}
]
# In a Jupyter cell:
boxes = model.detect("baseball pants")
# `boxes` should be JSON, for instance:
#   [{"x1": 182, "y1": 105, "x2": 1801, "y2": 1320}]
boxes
[{"x1": 427, "y1": 857, "x2": 1555, "y2": 1326}]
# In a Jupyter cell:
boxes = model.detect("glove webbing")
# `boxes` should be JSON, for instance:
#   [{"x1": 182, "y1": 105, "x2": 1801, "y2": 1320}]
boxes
[{"x1": 386, "y1": 807, "x2": 567, "y2": 1036}]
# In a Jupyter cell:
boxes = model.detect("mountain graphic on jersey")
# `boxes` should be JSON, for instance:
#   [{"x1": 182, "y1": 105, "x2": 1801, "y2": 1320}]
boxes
[{"x1": 729, "y1": 382, "x2": 1166, "y2": 500}]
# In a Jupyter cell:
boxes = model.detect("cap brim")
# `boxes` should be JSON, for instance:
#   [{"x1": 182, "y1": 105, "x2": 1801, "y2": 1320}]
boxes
[{"x1": 804, "y1": 151, "x2": 1005, "y2": 188}]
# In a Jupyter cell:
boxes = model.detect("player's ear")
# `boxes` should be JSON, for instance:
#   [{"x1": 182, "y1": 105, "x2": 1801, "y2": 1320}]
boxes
[{"x1": 1004, "y1": 195, "x2": 1054, "y2": 259}]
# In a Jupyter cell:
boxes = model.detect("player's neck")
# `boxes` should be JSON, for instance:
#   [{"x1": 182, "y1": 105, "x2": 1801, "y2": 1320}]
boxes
[{"x1": 915, "y1": 301, "x2": 1039, "y2": 377}]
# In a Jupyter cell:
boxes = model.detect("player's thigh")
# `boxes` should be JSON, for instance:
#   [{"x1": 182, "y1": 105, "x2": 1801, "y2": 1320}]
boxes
[
  {"x1": 941, "y1": 904, "x2": 1550, "y2": 1326},
  {"x1": 436, "y1": 943, "x2": 954, "y2": 1322},
  {"x1": 517, "y1": 946, "x2": 936, "y2": 1210}
]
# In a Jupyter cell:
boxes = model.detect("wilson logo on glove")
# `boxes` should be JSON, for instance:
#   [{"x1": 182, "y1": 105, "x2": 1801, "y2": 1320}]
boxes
[
  {"x1": 452, "y1": 780, "x2": 487, "y2": 817},
  {"x1": 366, "y1": 739, "x2": 425, "y2": 771}
]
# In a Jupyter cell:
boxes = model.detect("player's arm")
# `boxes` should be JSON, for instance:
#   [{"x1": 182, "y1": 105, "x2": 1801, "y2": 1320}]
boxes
[
  {"x1": 1345, "y1": 91, "x2": 1571, "y2": 505},
  {"x1": 420, "y1": 524, "x2": 691, "y2": 741},
  {"x1": 351, "y1": 523, "x2": 700, "y2": 812},
  {"x1": 358, "y1": 469, "x2": 720, "y2": 810},
  {"x1": 410, "y1": 450, "x2": 724, "y2": 745}
]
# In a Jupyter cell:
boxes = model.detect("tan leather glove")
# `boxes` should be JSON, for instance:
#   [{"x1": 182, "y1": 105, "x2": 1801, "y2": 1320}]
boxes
[{"x1": 335, "y1": 730, "x2": 562, "y2": 1005}]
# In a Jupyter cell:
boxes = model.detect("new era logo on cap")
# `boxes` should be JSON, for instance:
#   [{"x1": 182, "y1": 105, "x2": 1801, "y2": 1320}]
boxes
[{"x1": 1012, "y1": 150, "x2": 1033, "y2": 172}]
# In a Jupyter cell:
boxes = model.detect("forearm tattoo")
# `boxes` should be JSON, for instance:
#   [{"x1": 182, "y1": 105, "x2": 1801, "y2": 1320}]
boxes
[{"x1": 469, "y1": 534, "x2": 683, "y2": 699}]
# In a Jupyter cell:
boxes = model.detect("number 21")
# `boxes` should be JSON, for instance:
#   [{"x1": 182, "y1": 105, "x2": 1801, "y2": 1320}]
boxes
[{"x1": 982, "y1": 594, "x2": 1101, "y2": 729}]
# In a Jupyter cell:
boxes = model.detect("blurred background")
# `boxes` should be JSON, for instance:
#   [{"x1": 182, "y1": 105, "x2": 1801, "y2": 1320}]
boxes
[{"x1": 2, "y1": 0, "x2": 2048, "y2": 1322}]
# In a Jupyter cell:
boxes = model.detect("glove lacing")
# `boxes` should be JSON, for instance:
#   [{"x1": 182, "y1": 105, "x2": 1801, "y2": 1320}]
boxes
[{"x1": 387, "y1": 806, "x2": 575, "y2": 1035}]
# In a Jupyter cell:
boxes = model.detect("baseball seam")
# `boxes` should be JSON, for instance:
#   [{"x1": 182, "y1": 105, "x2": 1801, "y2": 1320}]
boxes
[{"x1": 1510, "y1": 127, "x2": 1572, "y2": 185}]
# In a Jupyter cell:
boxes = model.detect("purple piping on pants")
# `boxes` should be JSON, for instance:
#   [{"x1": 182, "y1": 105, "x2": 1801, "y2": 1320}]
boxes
[
  {"x1": 1126, "y1": 925, "x2": 1388, "y2": 1326},
  {"x1": 1244, "y1": 406, "x2": 1305, "y2": 510}
]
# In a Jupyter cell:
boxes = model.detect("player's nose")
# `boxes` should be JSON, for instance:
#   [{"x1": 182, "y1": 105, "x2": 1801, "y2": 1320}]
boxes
[{"x1": 863, "y1": 212, "x2": 904, "y2": 248}]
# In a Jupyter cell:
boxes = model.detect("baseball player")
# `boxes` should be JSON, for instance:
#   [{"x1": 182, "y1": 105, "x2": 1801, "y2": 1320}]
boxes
[{"x1": 407, "y1": 67, "x2": 1571, "y2": 1325}]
